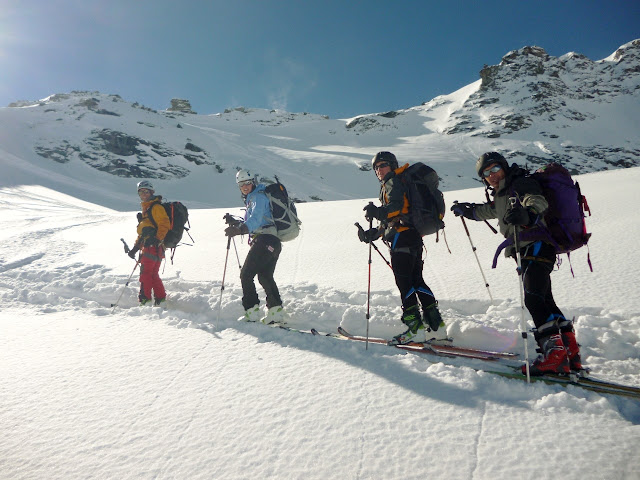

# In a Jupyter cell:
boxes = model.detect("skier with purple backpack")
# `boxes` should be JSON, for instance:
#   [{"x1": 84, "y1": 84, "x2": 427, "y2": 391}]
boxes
[{"x1": 451, "y1": 152, "x2": 585, "y2": 376}]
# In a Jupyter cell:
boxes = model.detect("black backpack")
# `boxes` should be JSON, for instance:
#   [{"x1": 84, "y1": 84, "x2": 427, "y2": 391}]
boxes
[
  {"x1": 398, "y1": 163, "x2": 445, "y2": 236},
  {"x1": 148, "y1": 200, "x2": 190, "y2": 249}
]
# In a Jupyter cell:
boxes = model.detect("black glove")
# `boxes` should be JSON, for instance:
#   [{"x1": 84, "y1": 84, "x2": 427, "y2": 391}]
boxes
[
  {"x1": 136, "y1": 212, "x2": 143, "y2": 222},
  {"x1": 358, "y1": 228, "x2": 381, "y2": 243},
  {"x1": 141, "y1": 226, "x2": 156, "y2": 237},
  {"x1": 504, "y1": 204, "x2": 532, "y2": 226},
  {"x1": 127, "y1": 246, "x2": 139, "y2": 259},
  {"x1": 223, "y1": 213, "x2": 241, "y2": 226},
  {"x1": 363, "y1": 203, "x2": 384, "y2": 221},
  {"x1": 144, "y1": 236, "x2": 159, "y2": 247},
  {"x1": 450, "y1": 202, "x2": 476, "y2": 219},
  {"x1": 225, "y1": 223, "x2": 249, "y2": 237}
]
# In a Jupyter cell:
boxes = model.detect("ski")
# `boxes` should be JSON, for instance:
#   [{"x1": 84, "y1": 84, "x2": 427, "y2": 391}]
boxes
[
  {"x1": 561, "y1": 372, "x2": 640, "y2": 396},
  {"x1": 487, "y1": 368, "x2": 640, "y2": 399},
  {"x1": 336, "y1": 327, "x2": 640, "y2": 398},
  {"x1": 336, "y1": 327, "x2": 504, "y2": 361},
  {"x1": 337, "y1": 327, "x2": 515, "y2": 360},
  {"x1": 242, "y1": 319, "x2": 321, "y2": 336},
  {"x1": 268, "y1": 322, "x2": 321, "y2": 336},
  {"x1": 246, "y1": 321, "x2": 640, "y2": 398}
]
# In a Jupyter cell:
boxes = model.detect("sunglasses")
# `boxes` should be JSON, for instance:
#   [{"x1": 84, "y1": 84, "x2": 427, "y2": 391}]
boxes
[
  {"x1": 482, "y1": 165, "x2": 503, "y2": 177},
  {"x1": 374, "y1": 162, "x2": 390, "y2": 171},
  {"x1": 238, "y1": 180, "x2": 254, "y2": 187},
  {"x1": 138, "y1": 189, "x2": 151, "y2": 195}
]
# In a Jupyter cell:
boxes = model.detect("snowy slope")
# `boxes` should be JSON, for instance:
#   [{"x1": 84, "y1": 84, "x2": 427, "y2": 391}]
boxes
[
  {"x1": 1, "y1": 165, "x2": 639, "y2": 479},
  {"x1": 1, "y1": 40, "x2": 639, "y2": 211}
]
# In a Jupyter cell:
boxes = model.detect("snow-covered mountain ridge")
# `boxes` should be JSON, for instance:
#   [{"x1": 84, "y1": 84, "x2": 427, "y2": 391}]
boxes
[{"x1": 1, "y1": 40, "x2": 638, "y2": 210}]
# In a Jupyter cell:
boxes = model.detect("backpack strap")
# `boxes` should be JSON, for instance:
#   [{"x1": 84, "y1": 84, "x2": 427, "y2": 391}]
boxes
[
  {"x1": 146, "y1": 200, "x2": 161, "y2": 229},
  {"x1": 492, "y1": 237, "x2": 513, "y2": 268}
]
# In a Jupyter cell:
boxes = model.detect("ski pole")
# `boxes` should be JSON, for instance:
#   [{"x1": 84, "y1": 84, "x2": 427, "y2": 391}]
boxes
[
  {"x1": 232, "y1": 238, "x2": 242, "y2": 270},
  {"x1": 454, "y1": 201, "x2": 493, "y2": 303},
  {"x1": 510, "y1": 197, "x2": 531, "y2": 383},
  {"x1": 215, "y1": 235, "x2": 232, "y2": 326},
  {"x1": 120, "y1": 238, "x2": 130, "y2": 253},
  {"x1": 111, "y1": 260, "x2": 140, "y2": 313},
  {"x1": 223, "y1": 213, "x2": 244, "y2": 270},
  {"x1": 364, "y1": 204, "x2": 375, "y2": 350},
  {"x1": 355, "y1": 222, "x2": 391, "y2": 269}
]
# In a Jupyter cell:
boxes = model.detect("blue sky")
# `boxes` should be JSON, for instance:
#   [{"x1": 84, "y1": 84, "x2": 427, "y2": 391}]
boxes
[{"x1": 1, "y1": 0, "x2": 638, "y2": 118}]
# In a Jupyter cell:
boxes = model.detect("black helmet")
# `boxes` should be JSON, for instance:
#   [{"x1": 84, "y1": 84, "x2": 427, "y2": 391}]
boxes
[
  {"x1": 476, "y1": 152, "x2": 509, "y2": 178},
  {"x1": 371, "y1": 151, "x2": 398, "y2": 171}
]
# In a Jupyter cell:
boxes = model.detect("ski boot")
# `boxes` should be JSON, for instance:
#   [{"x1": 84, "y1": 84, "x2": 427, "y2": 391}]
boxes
[
  {"x1": 558, "y1": 317, "x2": 583, "y2": 371},
  {"x1": 239, "y1": 305, "x2": 261, "y2": 322},
  {"x1": 389, "y1": 306, "x2": 426, "y2": 345},
  {"x1": 261, "y1": 305, "x2": 288, "y2": 325},
  {"x1": 524, "y1": 333, "x2": 570, "y2": 376},
  {"x1": 154, "y1": 297, "x2": 166, "y2": 307},
  {"x1": 139, "y1": 295, "x2": 152, "y2": 306},
  {"x1": 423, "y1": 303, "x2": 449, "y2": 344},
  {"x1": 561, "y1": 331, "x2": 583, "y2": 371}
]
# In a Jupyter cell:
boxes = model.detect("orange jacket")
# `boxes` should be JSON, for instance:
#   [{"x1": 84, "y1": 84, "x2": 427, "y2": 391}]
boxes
[{"x1": 135, "y1": 197, "x2": 170, "y2": 248}]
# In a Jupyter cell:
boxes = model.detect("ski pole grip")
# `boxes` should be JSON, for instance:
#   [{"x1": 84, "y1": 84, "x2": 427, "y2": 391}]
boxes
[
  {"x1": 354, "y1": 222, "x2": 365, "y2": 234},
  {"x1": 120, "y1": 238, "x2": 130, "y2": 254}
]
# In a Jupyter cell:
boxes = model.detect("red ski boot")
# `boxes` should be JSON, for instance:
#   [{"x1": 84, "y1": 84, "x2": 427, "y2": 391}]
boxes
[
  {"x1": 562, "y1": 331, "x2": 583, "y2": 371},
  {"x1": 523, "y1": 333, "x2": 570, "y2": 376}
]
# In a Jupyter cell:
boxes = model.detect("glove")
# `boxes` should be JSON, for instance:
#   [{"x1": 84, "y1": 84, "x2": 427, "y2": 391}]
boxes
[
  {"x1": 450, "y1": 202, "x2": 476, "y2": 219},
  {"x1": 141, "y1": 226, "x2": 157, "y2": 237},
  {"x1": 223, "y1": 213, "x2": 241, "y2": 226},
  {"x1": 144, "y1": 236, "x2": 159, "y2": 247},
  {"x1": 136, "y1": 212, "x2": 143, "y2": 222},
  {"x1": 504, "y1": 204, "x2": 532, "y2": 226},
  {"x1": 358, "y1": 228, "x2": 381, "y2": 243},
  {"x1": 127, "y1": 246, "x2": 139, "y2": 259},
  {"x1": 225, "y1": 223, "x2": 249, "y2": 237},
  {"x1": 363, "y1": 203, "x2": 384, "y2": 221}
]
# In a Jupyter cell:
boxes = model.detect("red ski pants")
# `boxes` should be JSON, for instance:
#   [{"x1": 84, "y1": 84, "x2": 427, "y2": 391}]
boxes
[{"x1": 139, "y1": 246, "x2": 166, "y2": 301}]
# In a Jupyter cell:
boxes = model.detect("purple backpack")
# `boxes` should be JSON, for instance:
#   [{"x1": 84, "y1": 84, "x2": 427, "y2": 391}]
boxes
[
  {"x1": 530, "y1": 163, "x2": 591, "y2": 254},
  {"x1": 493, "y1": 163, "x2": 592, "y2": 273}
]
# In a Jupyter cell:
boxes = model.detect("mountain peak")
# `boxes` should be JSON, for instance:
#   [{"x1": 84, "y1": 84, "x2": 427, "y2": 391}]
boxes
[
  {"x1": 501, "y1": 45, "x2": 549, "y2": 63},
  {"x1": 608, "y1": 38, "x2": 640, "y2": 62}
]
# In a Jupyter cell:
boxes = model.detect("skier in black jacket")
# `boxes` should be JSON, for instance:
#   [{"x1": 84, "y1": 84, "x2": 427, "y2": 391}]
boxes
[
  {"x1": 359, "y1": 151, "x2": 447, "y2": 346},
  {"x1": 451, "y1": 152, "x2": 582, "y2": 375}
]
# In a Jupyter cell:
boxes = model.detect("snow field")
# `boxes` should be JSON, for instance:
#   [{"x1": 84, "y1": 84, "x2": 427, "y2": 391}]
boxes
[{"x1": 1, "y1": 168, "x2": 640, "y2": 479}]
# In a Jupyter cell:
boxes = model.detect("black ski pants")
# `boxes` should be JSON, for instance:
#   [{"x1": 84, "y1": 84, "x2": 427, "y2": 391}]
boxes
[
  {"x1": 520, "y1": 241, "x2": 565, "y2": 331},
  {"x1": 240, "y1": 234, "x2": 282, "y2": 310},
  {"x1": 390, "y1": 245, "x2": 436, "y2": 315}
]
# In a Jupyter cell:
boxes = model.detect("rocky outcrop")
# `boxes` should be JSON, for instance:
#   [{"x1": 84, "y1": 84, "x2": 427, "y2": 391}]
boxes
[
  {"x1": 167, "y1": 98, "x2": 196, "y2": 114},
  {"x1": 438, "y1": 40, "x2": 640, "y2": 145}
]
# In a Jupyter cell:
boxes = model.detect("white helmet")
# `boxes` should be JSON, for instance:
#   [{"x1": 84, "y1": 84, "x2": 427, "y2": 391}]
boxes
[
  {"x1": 137, "y1": 180, "x2": 154, "y2": 192},
  {"x1": 236, "y1": 170, "x2": 255, "y2": 185}
]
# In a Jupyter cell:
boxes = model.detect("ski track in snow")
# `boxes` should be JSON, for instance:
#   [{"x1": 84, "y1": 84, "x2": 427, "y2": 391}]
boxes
[{"x1": 470, "y1": 400, "x2": 487, "y2": 479}]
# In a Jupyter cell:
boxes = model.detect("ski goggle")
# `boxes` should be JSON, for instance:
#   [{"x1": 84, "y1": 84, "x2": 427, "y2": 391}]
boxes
[
  {"x1": 238, "y1": 180, "x2": 254, "y2": 187},
  {"x1": 374, "y1": 162, "x2": 390, "y2": 171},
  {"x1": 482, "y1": 165, "x2": 503, "y2": 177}
]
